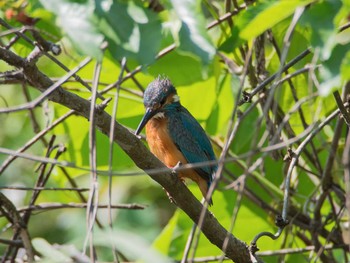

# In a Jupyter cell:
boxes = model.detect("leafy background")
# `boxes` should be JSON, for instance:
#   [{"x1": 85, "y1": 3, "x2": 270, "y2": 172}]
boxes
[{"x1": 0, "y1": 0, "x2": 350, "y2": 262}]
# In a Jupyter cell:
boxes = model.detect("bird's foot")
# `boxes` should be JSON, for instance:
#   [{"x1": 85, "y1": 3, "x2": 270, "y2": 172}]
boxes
[
  {"x1": 166, "y1": 162, "x2": 182, "y2": 205},
  {"x1": 171, "y1": 161, "x2": 182, "y2": 175}
]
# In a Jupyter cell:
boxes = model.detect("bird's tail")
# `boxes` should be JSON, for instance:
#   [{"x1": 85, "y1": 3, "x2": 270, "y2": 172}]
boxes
[
  {"x1": 198, "y1": 178, "x2": 214, "y2": 206},
  {"x1": 206, "y1": 181, "x2": 213, "y2": 206}
]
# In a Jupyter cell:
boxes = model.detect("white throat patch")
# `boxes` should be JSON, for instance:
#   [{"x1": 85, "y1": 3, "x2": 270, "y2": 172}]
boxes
[
  {"x1": 173, "y1": 94, "x2": 180, "y2": 102},
  {"x1": 153, "y1": 112, "x2": 165, "y2": 119}
]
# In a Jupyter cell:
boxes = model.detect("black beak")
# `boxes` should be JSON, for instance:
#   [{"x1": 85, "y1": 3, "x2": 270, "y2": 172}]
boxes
[{"x1": 135, "y1": 108, "x2": 156, "y2": 135}]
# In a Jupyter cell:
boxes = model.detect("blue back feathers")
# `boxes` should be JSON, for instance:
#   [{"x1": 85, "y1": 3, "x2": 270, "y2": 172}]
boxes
[{"x1": 167, "y1": 106, "x2": 217, "y2": 185}]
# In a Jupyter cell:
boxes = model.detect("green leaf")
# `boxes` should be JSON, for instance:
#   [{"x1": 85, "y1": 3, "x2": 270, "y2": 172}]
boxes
[
  {"x1": 155, "y1": 189, "x2": 233, "y2": 259},
  {"x1": 80, "y1": 129, "x2": 135, "y2": 169},
  {"x1": 94, "y1": 229, "x2": 172, "y2": 263},
  {"x1": 238, "y1": 0, "x2": 315, "y2": 41},
  {"x1": 177, "y1": 77, "x2": 217, "y2": 122},
  {"x1": 319, "y1": 43, "x2": 350, "y2": 96},
  {"x1": 94, "y1": 0, "x2": 162, "y2": 64},
  {"x1": 38, "y1": 0, "x2": 162, "y2": 63},
  {"x1": 206, "y1": 73, "x2": 236, "y2": 136},
  {"x1": 300, "y1": 0, "x2": 342, "y2": 60},
  {"x1": 169, "y1": 0, "x2": 216, "y2": 65},
  {"x1": 153, "y1": 210, "x2": 180, "y2": 254},
  {"x1": 218, "y1": 26, "x2": 243, "y2": 53},
  {"x1": 340, "y1": 48, "x2": 350, "y2": 81},
  {"x1": 39, "y1": 0, "x2": 104, "y2": 59},
  {"x1": 148, "y1": 50, "x2": 208, "y2": 85},
  {"x1": 270, "y1": 19, "x2": 311, "y2": 67},
  {"x1": 154, "y1": 186, "x2": 283, "y2": 259},
  {"x1": 32, "y1": 238, "x2": 72, "y2": 262}
]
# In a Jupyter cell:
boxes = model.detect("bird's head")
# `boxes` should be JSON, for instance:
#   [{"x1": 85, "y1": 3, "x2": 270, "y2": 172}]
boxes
[{"x1": 135, "y1": 77, "x2": 180, "y2": 135}]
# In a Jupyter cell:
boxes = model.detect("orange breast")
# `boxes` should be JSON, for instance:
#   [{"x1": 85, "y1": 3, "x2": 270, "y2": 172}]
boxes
[
  {"x1": 146, "y1": 117, "x2": 187, "y2": 168},
  {"x1": 145, "y1": 117, "x2": 209, "y2": 198}
]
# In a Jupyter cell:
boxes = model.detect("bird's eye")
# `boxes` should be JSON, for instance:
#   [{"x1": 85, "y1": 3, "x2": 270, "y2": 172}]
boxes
[{"x1": 160, "y1": 98, "x2": 166, "y2": 105}]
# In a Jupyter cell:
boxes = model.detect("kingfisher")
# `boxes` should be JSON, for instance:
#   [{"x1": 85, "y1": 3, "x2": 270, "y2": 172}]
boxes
[{"x1": 135, "y1": 77, "x2": 217, "y2": 205}]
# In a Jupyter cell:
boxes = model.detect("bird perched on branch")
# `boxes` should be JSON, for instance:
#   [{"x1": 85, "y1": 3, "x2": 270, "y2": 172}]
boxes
[{"x1": 135, "y1": 77, "x2": 217, "y2": 205}]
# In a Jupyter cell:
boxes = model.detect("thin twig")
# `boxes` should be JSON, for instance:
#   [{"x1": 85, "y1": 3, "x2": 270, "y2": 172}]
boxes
[
  {"x1": 207, "y1": 3, "x2": 247, "y2": 29},
  {"x1": 0, "y1": 18, "x2": 104, "y2": 100},
  {"x1": 251, "y1": 7, "x2": 306, "y2": 247},
  {"x1": 239, "y1": 48, "x2": 311, "y2": 105},
  {"x1": 283, "y1": 103, "x2": 348, "y2": 219},
  {"x1": 339, "y1": 21, "x2": 350, "y2": 32},
  {"x1": 251, "y1": 99, "x2": 347, "y2": 247},
  {"x1": 0, "y1": 238, "x2": 23, "y2": 247},
  {"x1": 0, "y1": 193, "x2": 35, "y2": 262},
  {"x1": 84, "y1": 61, "x2": 102, "y2": 261},
  {"x1": 268, "y1": 30, "x2": 323, "y2": 173},
  {"x1": 11, "y1": 202, "x2": 146, "y2": 213},
  {"x1": 0, "y1": 110, "x2": 74, "y2": 174},
  {"x1": 0, "y1": 186, "x2": 89, "y2": 192},
  {"x1": 107, "y1": 57, "x2": 127, "y2": 263},
  {"x1": 343, "y1": 131, "x2": 350, "y2": 252},
  {"x1": 321, "y1": 117, "x2": 344, "y2": 190},
  {"x1": 333, "y1": 90, "x2": 350, "y2": 127},
  {"x1": 0, "y1": 56, "x2": 93, "y2": 114}
]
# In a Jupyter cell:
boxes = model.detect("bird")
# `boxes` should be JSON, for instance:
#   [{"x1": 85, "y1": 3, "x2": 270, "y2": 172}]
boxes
[{"x1": 135, "y1": 77, "x2": 217, "y2": 205}]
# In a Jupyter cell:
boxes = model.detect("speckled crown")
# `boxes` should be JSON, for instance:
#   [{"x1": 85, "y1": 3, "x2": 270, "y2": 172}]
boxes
[{"x1": 143, "y1": 77, "x2": 177, "y2": 107}]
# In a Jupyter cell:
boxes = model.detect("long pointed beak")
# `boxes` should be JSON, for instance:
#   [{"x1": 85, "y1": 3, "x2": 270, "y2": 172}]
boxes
[{"x1": 135, "y1": 108, "x2": 156, "y2": 135}]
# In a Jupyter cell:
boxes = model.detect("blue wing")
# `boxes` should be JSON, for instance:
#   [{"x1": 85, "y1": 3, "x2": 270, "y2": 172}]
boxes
[{"x1": 167, "y1": 106, "x2": 217, "y2": 183}]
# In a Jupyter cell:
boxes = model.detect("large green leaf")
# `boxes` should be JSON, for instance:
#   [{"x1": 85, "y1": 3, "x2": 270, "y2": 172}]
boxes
[
  {"x1": 238, "y1": 0, "x2": 315, "y2": 41},
  {"x1": 95, "y1": 229, "x2": 172, "y2": 263},
  {"x1": 319, "y1": 43, "x2": 350, "y2": 95},
  {"x1": 169, "y1": 0, "x2": 216, "y2": 65},
  {"x1": 177, "y1": 77, "x2": 217, "y2": 121},
  {"x1": 152, "y1": 186, "x2": 283, "y2": 259},
  {"x1": 153, "y1": 210, "x2": 180, "y2": 254},
  {"x1": 153, "y1": 188, "x2": 234, "y2": 259},
  {"x1": 340, "y1": 47, "x2": 350, "y2": 81},
  {"x1": 39, "y1": 0, "x2": 104, "y2": 59},
  {"x1": 94, "y1": 0, "x2": 162, "y2": 64},
  {"x1": 219, "y1": 0, "x2": 314, "y2": 54},
  {"x1": 299, "y1": 0, "x2": 342, "y2": 60},
  {"x1": 38, "y1": 0, "x2": 162, "y2": 63},
  {"x1": 148, "y1": 50, "x2": 210, "y2": 85},
  {"x1": 270, "y1": 19, "x2": 311, "y2": 66},
  {"x1": 206, "y1": 72, "x2": 236, "y2": 136},
  {"x1": 33, "y1": 238, "x2": 72, "y2": 262}
]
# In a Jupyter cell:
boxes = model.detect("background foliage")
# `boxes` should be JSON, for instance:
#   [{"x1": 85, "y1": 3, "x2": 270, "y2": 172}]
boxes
[{"x1": 0, "y1": 0, "x2": 350, "y2": 262}]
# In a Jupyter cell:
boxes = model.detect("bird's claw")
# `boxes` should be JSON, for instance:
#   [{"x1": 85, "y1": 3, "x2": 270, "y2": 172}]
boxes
[
  {"x1": 166, "y1": 161, "x2": 182, "y2": 205},
  {"x1": 171, "y1": 161, "x2": 182, "y2": 175}
]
